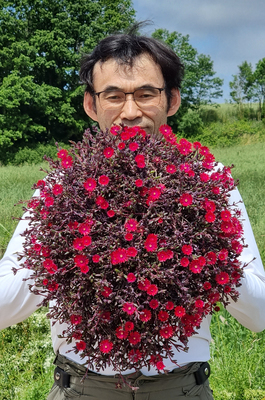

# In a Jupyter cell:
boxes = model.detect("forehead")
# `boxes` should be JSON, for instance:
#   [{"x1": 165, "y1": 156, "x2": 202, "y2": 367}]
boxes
[{"x1": 92, "y1": 54, "x2": 164, "y2": 90}]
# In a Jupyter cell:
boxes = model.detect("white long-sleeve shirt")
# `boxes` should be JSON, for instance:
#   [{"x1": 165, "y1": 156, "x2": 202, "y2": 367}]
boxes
[{"x1": 1, "y1": 186, "x2": 265, "y2": 375}]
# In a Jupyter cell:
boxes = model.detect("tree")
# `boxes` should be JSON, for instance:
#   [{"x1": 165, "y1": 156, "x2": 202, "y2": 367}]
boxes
[
  {"x1": 253, "y1": 58, "x2": 265, "y2": 116},
  {"x1": 152, "y1": 29, "x2": 223, "y2": 136},
  {"x1": 0, "y1": 0, "x2": 135, "y2": 161},
  {"x1": 229, "y1": 61, "x2": 254, "y2": 103},
  {"x1": 229, "y1": 59, "x2": 265, "y2": 118}
]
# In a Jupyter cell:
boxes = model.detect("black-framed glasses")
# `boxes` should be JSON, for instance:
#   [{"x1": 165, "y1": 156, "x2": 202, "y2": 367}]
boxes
[{"x1": 94, "y1": 87, "x2": 165, "y2": 110}]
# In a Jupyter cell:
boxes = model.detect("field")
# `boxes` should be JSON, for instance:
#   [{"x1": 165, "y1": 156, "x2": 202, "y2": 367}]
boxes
[{"x1": 0, "y1": 139, "x2": 265, "y2": 400}]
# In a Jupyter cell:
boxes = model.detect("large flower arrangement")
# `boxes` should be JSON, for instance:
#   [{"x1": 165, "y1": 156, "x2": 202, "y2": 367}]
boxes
[{"x1": 15, "y1": 125, "x2": 246, "y2": 374}]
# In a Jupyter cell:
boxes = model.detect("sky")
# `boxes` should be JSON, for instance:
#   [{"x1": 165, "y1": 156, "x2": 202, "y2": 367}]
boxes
[{"x1": 132, "y1": 0, "x2": 265, "y2": 102}]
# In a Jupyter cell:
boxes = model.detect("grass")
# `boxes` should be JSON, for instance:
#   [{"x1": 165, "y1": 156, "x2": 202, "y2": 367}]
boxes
[{"x1": 0, "y1": 139, "x2": 265, "y2": 399}]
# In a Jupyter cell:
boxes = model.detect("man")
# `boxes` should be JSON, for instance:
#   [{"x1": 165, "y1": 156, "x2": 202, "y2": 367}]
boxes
[{"x1": 1, "y1": 28, "x2": 265, "y2": 400}]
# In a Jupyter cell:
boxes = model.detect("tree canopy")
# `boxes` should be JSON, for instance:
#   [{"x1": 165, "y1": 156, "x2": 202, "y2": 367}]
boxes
[
  {"x1": 0, "y1": 0, "x2": 135, "y2": 159},
  {"x1": 152, "y1": 29, "x2": 223, "y2": 136}
]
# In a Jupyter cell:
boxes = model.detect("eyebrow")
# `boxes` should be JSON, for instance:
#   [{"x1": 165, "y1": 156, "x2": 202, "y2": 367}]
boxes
[{"x1": 100, "y1": 84, "x2": 162, "y2": 92}]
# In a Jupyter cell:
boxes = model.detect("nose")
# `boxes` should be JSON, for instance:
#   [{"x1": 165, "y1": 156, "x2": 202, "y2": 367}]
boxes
[{"x1": 119, "y1": 95, "x2": 142, "y2": 121}]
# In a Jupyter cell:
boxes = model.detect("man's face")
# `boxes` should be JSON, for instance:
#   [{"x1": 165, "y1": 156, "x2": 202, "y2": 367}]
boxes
[{"x1": 83, "y1": 54, "x2": 180, "y2": 137}]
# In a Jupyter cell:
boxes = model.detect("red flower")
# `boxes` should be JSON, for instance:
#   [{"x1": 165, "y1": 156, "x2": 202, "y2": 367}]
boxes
[
  {"x1": 200, "y1": 173, "x2": 210, "y2": 182},
  {"x1": 206, "y1": 252, "x2": 217, "y2": 265},
  {"x1": 121, "y1": 130, "x2": 131, "y2": 141},
  {"x1": 98, "y1": 175, "x2": 109, "y2": 185},
  {"x1": 138, "y1": 278, "x2": 151, "y2": 291},
  {"x1": 123, "y1": 303, "x2": 137, "y2": 315},
  {"x1": 68, "y1": 221, "x2": 78, "y2": 231},
  {"x1": 221, "y1": 210, "x2": 231, "y2": 221},
  {"x1": 177, "y1": 139, "x2": 192, "y2": 155},
  {"x1": 84, "y1": 178, "x2": 97, "y2": 192},
  {"x1": 127, "y1": 247, "x2": 138, "y2": 258},
  {"x1": 125, "y1": 233, "x2": 133, "y2": 241},
  {"x1": 159, "y1": 325, "x2": 174, "y2": 338},
  {"x1": 128, "y1": 331, "x2": 141, "y2": 345},
  {"x1": 100, "y1": 311, "x2": 111, "y2": 321},
  {"x1": 78, "y1": 223, "x2": 91, "y2": 235},
  {"x1": 203, "y1": 282, "x2": 212, "y2": 290},
  {"x1": 147, "y1": 284, "x2": 158, "y2": 296},
  {"x1": 124, "y1": 218, "x2": 138, "y2": 232},
  {"x1": 199, "y1": 146, "x2": 210, "y2": 156},
  {"x1": 61, "y1": 155, "x2": 73, "y2": 168},
  {"x1": 70, "y1": 315, "x2": 82, "y2": 325},
  {"x1": 231, "y1": 240, "x2": 243, "y2": 254},
  {"x1": 76, "y1": 341, "x2": 86, "y2": 351},
  {"x1": 144, "y1": 234, "x2": 158, "y2": 252},
  {"x1": 148, "y1": 187, "x2": 161, "y2": 201},
  {"x1": 103, "y1": 147, "x2": 114, "y2": 158},
  {"x1": 125, "y1": 321, "x2": 134, "y2": 331},
  {"x1": 189, "y1": 259, "x2": 203, "y2": 274},
  {"x1": 43, "y1": 279, "x2": 48, "y2": 286},
  {"x1": 149, "y1": 299, "x2": 159, "y2": 309},
  {"x1": 115, "y1": 326, "x2": 128, "y2": 339},
  {"x1": 57, "y1": 149, "x2": 68, "y2": 159},
  {"x1": 110, "y1": 125, "x2": 120, "y2": 135},
  {"x1": 43, "y1": 259, "x2": 57, "y2": 274},
  {"x1": 41, "y1": 246, "x2": 50, "y2": 257},
  {"x1": 129, "y1": 142, "x2": 139, "y2": 151},
  {"x1": 216, "y1": 272, "x2": 230, "y2": 285},
  {"x1": 205, "y1": 212, "x2": 216, "y2": 223},
  {"x1": 195, "y1": 299, "x2": 204, "y2": 308},
  {"x1": 45, "y1": 197, "x2": 54, "y2": 207},
  {"x1": 74, "y1": 254, "x2": 89, "y2": 268},
  {"x1": 158, "y1": 311, "x2": 169, "y2": 322},
  {"x1": 182, "y1": 245, "x2": 193, "y2": 255},
  {"x1": 127, "y1": 273, "x2": 136, "y2": 282},
  {"x1": 128, "y1": 349, "x2": 142, "y2": 362},
  {"x1": 180, "y1": 257, "x2": 189, "y2": 267},
  {"x1": 208, "y1": 292, "x2": 220, "y2": 304},
  {"x1": 107, "y1": 210, "x2": 115, "y2": 217},
  {"x1": 92, "y1": 254, "x2": 100, "y2": 263},
  {"x1": 157, "y1": 250, "x2": 173, "y2": 262},
  {"x1": 99, "y1": 339, "x2": 113, "y2": 353},
  {"x1": 139, "y1": 309, "x2": 152, "y2": 322},
  {"x1": 52, "y1": 184, "x2": 63, "y2": 196},
  {"x1": 218, "y1": 249, "x2": 228, "y2": 261},
  {"x1": 73, "y1": 238, "x2": 85, "y2": 251},
  {"x1": 179, "y1": 193, "x2": 193, "y2": 206},
  {"x1": 212, "y1": 186, "x2": 220, "y2": 195},
  {"x1": 166, "y1": 164, "x2": 177, "y2": 174},
  {"x1": 135, "y1": 154, "x2": 145, "y2": 164},
  {"x1": 48, "y1": 282, "x2": 59, "y2": 292},
  {"x1": 159, "y1": 124, "x2": 173, "y2": 137},
  {"x1": 135, "y1": 179, "x2": 143, "y2": 187},
  {"x1": 165, "y1": 301, "x2": 174, "y2": 310},
  {"x1": 156, "y1": 361, "x2": 165, "y2": 370},
  {"x1": 117, "y1": 142, "x2": 125, "y2": 150},
  {"x1": 101, "y1": 286, "x2": 112, "y2": 298},
  {"x1": 111, "y1": 248, "x2": 128, "y2": 264},
  {"x1": 203, "y1": 199, "x2": 216, "y2": 212},
  {"x1": 174, "y1": 306, "x2": 186, "y2": 318},
  {"x1": 81, "y1": 236, "x2": 92, "y2": 247}
]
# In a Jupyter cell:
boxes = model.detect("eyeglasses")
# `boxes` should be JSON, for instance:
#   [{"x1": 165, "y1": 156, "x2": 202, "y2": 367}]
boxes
[{"x1": 94, "y1": 87, "x2": 165, "y2": 110}]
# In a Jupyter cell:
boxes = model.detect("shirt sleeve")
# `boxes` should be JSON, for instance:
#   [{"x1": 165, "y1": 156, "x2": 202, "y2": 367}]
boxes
[
  {"x1": 0, "y1": 210, "x2": 42, "y2": 330},
  {"x1": 226, "y1": 187, "x2": 265, "y2": 332}
]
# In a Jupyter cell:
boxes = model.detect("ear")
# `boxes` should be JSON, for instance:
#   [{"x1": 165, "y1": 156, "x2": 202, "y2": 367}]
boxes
[
  {"x1": 83, "y1": 92, "x2": 98, "y2": 122},
  {"x1": 167, "y1": 88, "x2": 181, "y2": 117}
]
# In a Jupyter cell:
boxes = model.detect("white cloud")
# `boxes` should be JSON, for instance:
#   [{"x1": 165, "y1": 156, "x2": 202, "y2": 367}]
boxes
[{"x1": 133, "y1": 0, "x2": 265, "y2": 100}]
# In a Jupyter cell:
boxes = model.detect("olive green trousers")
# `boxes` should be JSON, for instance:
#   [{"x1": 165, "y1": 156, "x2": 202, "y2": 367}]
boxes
[{"x1": 47, "y1": 353, "x2": 214, "y2": 400}]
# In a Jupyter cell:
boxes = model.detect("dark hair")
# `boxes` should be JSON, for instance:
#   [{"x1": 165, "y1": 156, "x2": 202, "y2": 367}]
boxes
[{"x1": 79, "y1": 24, "x2": 185, "y2": 108}]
